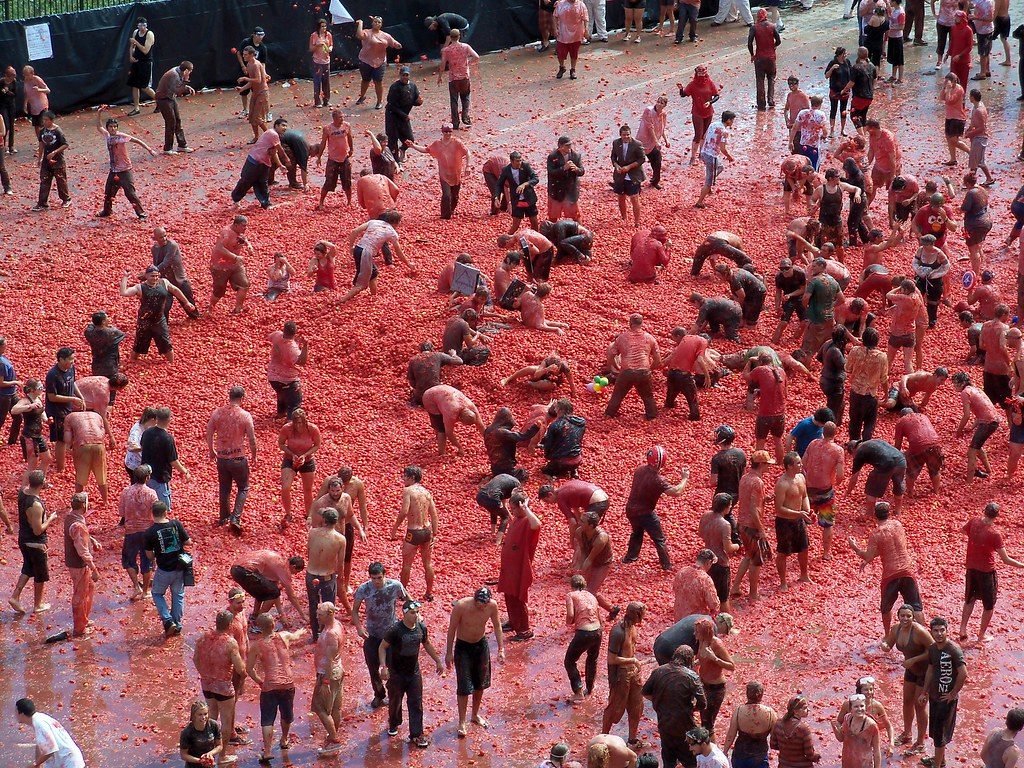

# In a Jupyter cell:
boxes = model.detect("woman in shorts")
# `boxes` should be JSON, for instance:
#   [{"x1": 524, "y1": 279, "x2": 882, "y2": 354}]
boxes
[
  {"x1": 940, "y1": 73, "x2": 967, "y2": 166},
  {"x1": 538, "y1": 0, "x2": 556, "y2": 51},
  {"x1": 880, "y1": 605, "x2": 933, "y2": 753},
  {"x1": 12, "y1": 380, "x2": 50, "y2": 479},
  {"x1": 278, "y1": 408, "x2": 321, "y2": 526},
  {"x1": 355, "y1": 16, "x2": 401, "y2": 109},
  {"x1": 623, "y1": 0, "x2": 646, "y2": 42},
  {"x1": 654, "y1": 0, "x2": 677, "y2": 37},
  {"x1": 960, "y1": 172, "x2": 992, "y2": 274},
  {"x1": 825, "y1": 47, "x2": 853, "y2": 137}
]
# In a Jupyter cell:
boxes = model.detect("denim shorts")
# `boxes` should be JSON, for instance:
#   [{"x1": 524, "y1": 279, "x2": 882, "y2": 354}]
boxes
[{"x1": 121, "y1": 531, "x2": 152, "y2": 573}]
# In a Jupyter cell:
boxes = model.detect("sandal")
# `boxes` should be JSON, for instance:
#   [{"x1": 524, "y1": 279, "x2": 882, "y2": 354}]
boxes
[{"x1": 125, "y1": 109, "x2": 141, "y2": 117}]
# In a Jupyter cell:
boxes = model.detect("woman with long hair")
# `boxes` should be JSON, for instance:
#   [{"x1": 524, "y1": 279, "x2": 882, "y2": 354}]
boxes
[
  {"x1": 278, "y1": 408, "x2": 321, "y2": 526},
  {"x1": 771, "y1": 694, "x2": 821, "y2": 768}
]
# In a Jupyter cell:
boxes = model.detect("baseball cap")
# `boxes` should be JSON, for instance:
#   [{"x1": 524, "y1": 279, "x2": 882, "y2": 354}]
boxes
[
  {"x1": 400, "y1": 65, "x2": 411, "y2": 74},
  {"x1": 253, "y1": 26, "x2": 265, "y2": 35},
  {"x1": 557, "y1": 136, "x2": 572, "y2": 146},
  {"x1": 474, "y1": 587, "x2": 492, "y2": 603},
  {"x1": 751, "y1": 450, "x2": 775, "y2": 465},
  {"x1": 402, "y1": 599, "x2": 421, "y2": 612},
  {"x1": 713, "y1": 424, "x2": 735, "y2": 445},
  {"x1": 441, "y1": 123, "x2": 454, "y2": 132}
]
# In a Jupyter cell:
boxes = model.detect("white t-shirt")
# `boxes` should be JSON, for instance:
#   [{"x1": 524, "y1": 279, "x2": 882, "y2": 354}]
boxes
[
  {"x1": 795, "y1": 108, "x2": 828, "y2": 149},
  {"x1": 125, "y1": 420, "x2": 145, "y2": 470},
  {"x1": 701, "y1": 122, "x2": 729, "y2": 159},
  {"x1": 697, "y1": 744, "x2": 731, "y2": 768},
  {"x1": 356, "y1": 220, "x2": 399, "y2": 259},
  {"x1": 32, "y1": 713, "x2": 85, "y2": 768}
]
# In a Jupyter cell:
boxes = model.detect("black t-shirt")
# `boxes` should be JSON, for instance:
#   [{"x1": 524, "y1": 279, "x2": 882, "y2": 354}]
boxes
[
  {"x1": 384, "y1": 620, "x2": 427, "y2": 676},
  {"x1": 481, "y1": 474, "x2": 521, "y2": 500},
  {"x1": 180, "y1": 721, "x2": 221, "y2": 758},
  {"x1": 441, "y1": 317, "x2": 471, "y2": 355},
  {"x1": 820, "y1": 343, "x2": 847, "y2": 386},
  {"x1": 144, "y1": 519, "x2": 189, "y2": 572},
  {"x1": 775, "y1": 268, "x2": 806, "y2": 297},
  {"x1": 711, "y1": 447, "x2": 746, "y2": 496},
  {"x1": 826, "y1": 58, "x2": 852, "y2": 91},
  {"x1": 851, "y1": 62, "x2": 876, "y2": 100},
  {"x1": 0, "y1": 78, "x2": 17, "y2": 109},
  {"x1": 280, "y1": 130, "x2": 309, "y2": 170},
  {"x1": 927, "y1": 641, "x2": 966, "y2": 699},
  {"x1": 700, "y1": 298, "x2": 742, "y2": 325},
  {"x1": 851, "y1": 439, "x2": 906, "y2": 473},
  {"x1": 84, "y1": 324, "x2": 126, "y2": 377},
  {"x1": 38, "y1": 126, "x2": 68, "y2": 158},
  {"x1": 730, "y1": 270, "x2": 765, "y2": 296},
  {"x1": 433, "y1": 13, "x2": 469, "y2": 45},
  {"x1": 44, "y1": 364, "x2": 75, "y2": 420},
  {"x1": 140, "y1": 426, "x2": 178, "y2": 483},
  {"x1": 240, "y1": 37, "x2": 269, "y2": 67}
]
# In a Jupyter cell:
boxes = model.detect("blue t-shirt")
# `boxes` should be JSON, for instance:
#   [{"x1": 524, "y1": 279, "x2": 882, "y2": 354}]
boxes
[
  {"x1": 0, "y1": 356, "x2": 15, "y2": 397},
  {"x1": 790, "y1": 417, "x2": 822, "y2": 456}
]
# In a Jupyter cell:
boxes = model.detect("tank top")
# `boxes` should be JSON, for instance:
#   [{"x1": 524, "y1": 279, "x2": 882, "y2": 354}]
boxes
[
  {"x1": 138, "y1": 281, "x2": 169, "y2": 325},
  {"x1": 21, "y1": 401, "x2": 43, "y2": 438},
  {"x1": 820, "y1": 185, "x2": 843, "y2": 226},
  {"x1": 64, "y1": 515, "x2": 86, "y2": 569},
  {"x1": 134, "y1": 30, "x2": 152, "y2": 62},
  {"x1": 895, "y1": 625, "x2": 929, "y2": 675},
  {"x1": 18, "y1": 489, "x2": 46, "y2": 546},
  {"x1": 984, "y1": 734, "x2": 1015, "y2": 768},
  {"x1": 580, "y1": 528, "x2": 613, "y2": 567},
  {"x1": 569, "y1": 590, "x2": 600, "y2": 630},
  {"x1": 734, "y1": 716, "x2": 772, "y2": 761},
  {"x1": 314, "y1": 257, "x2": 335, "y2": 289}
]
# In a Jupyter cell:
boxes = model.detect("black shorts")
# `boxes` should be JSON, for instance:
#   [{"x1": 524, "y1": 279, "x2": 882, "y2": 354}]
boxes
[
  {"x1": 134, "y1": 320, "x2": 172, "y2": 356},
  {"x1": 904, "y1": 668, "x2": 926, "y2": 686},
  {"x1": 881, "y1": 575, "x2": 922, "y2": 613},
  {"x1": 708, "y1": 561, "x2": 731, "y2": 603},
  {"x1": 971, "y1": 420, "x2": 999, "y2": 450},
  {"x1": 781, "y1": 297, "x2": 805, "y2": 322},
  {"x1": 994, "y1": 16, "x2": 1010, "y2": 39},
  {"x1": 887, "y1": 37, "x2": 905, "y2": 66},
  {"x1": 48, "y1": 414, "x2": 66, "y2": 443},
  {"x1": 983, "y1": 371, "x2": 1011, "y2": 406},
  {"x1": 774, "y1": 517, "x2": 809, "y2": 555},
  {"x1": 281, "y1": 456, "x2": 316, "y2": 473},
  {"x1": 405, "y1": 527, "x2": 432, "y2": 546},
  {"x1": 613, "y1": 177, "x2": 641, "y2": 196},
  {"x1": 19, "y1": 544, "x2": 49, "y2": 583},
  {"x1": 344, "y1": 522, "x2": 355, "y2": 563},
  {"x1": 965, "y1": 568, "x2": 997, "y2": 609},
  {"x1": 906, "y1": 445, "x2": 944, "y2": 481},
  {"x1": 587, "y1": 499, "x2": 610, "y2": 519},
  {"x1": 21, "y1": 434, "x2": 48, "y2": 458},
  {"x1": 944, "y1": 119, "x2": 966, "y2": 137},
  {"x1": 454, "y1": 638, "x2": 491, "y2": 695},
  {"x1": 358, "y1": 60, "x2": 386, "y2": 83},
  {"x1": 475, "y1": 490, "x2": 503, "y2": 514},
  {"x1": 230, "y1": 564, "x2": 281, "y2": 602},
  {"x1": 624, "y1": 0, "x2": 645, "y2": 8},
  {"x1": 429, "y1": 412, "x2": 445, "y2": 433},
  {"x1": 755, "y1": 414, "x2": 785, "y2": 439},
  {"x1": 976, "y1": 32, "x2": 993, "y2": 57},
  {"x1": 259, "y1": 688, "x2": 295, "y2": 726},
  {"x1": 203, "y1": 689, "x2": 235, "y2": 702},
  {"x1": 323, "y1": 158, "x2": 352, "y2": 194},
  {"x1": 865, "y1": 464, "x2": 906, "y2": 498},
  {"x1": 929, "y1": 699, "x2": 958, "y2": 748},
  {"x1": 888, "y1": 332, "x2": 915, "y2": 348}
]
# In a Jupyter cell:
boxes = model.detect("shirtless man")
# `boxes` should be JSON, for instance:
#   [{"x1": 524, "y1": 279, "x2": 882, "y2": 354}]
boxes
[
  {"x1": 306, "y1": 507, "x2": 347, "y2": 633},
  {"x1": 786, "y1": 217, "x2": 822, "y2": 262},
  {"x1": 602, "y1": 602, "x2": 645, "y2": 748},
  {"x1": 802, "y1": 422, "x2": 845, "y2": 559},
  {"x1": 193, "y1": 610, "x2": 246, "y2": 762},
  {"x1": 356, "y1": 164, "x2": 399, "y2": 219},
  {"x1": 312, "y1": 602, "x2": 345, "y2": 756},
  {"x1": 391, "y1": 466, "x2": 438, "y2": 601},
  {"x1": 864, "y1": 120, "x2": 902, "y2": 202},
  {"x1": 538, "y1": 479, "x2": 609, "y2": 546},
  {"x1": 849, "y1": 501, "x2": 925, "y2": 632},
  {"x1": 311, "y1": 476, "x2": 367, "y2": 598},
  {"x1": 209, "y1": 215, "x2": 252, "y2": 314},
  {"x1": 774, "y1": 452, "x2": 812, "y2": 591},
  {"x1": 421, "y1": 384, "x2": 485, "y2": 456},
  {"x1": 883, "y1": 368, "x2": 948, "y2": 411},
  {"x1": 229, "y1": 549, "x2": 306, "y2": 626},
  {"x1": 894, "y1": 408, "x2": 944, "y2": 496},
  {"x1": 731, "y1": 450, "x2": 774, "y2": 601},
  {"x1": 445, "y1": 586, "x2": 505, "y2": 738},
  {"x1": 589, "y1": 734, "x2": 638, "y2": 768}
]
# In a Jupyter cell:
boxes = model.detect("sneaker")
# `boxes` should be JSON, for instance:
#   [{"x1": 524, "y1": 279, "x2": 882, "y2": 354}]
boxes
[
  {"x1": 240, "y1": 110, "x2": 249, "y2": 118},
  {"x1": 179, "y1": 147, "x2": 194, "y2": 153},
  {"x1": 171, "y1": 623, "x2": 182, "y2": 636},
  {"x1": 387, "y1": 728, "x2": 399, "y2": 737},
  {"x1": 556, "y1": 66, "x2": 566, "y2": 79},
  {"x1": 61, "y1": 200, "x2": 72, "y2": 208},
  {"x1": 569, "y1": 70, "x2": 577, "y2": 79},
  {"x1": 582, "y1": 38, "x2": 591, "y2": 45},
  {"x1": 137, "y1": 212, "x2": 148, "y2": 221},
  {"x1": 414, "y1": 736, "x2": 429, "y2": 749},
  {"x1": 355, "y1": 97, "x2": 366, "y2": 106},
  {"x1": 3, "y1": 188, "x2": 11, "y2": 195},
  {"x1": 162, "y1": 619, "x2": 174, "y2": 635},
  {"x1": 95, "y1": 211, "x2": 111, "y2": 218},
  {"x1": 163, "y1": 149, "x2": 178, "y2": 155},
  {"x1": 370, "y1": 696, "x2": 386, "y2": 709}
]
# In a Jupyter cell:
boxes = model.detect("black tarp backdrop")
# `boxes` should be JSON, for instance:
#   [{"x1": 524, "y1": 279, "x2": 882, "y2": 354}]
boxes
[{"x1": 0, "y1": 0, "x2": 738, "y2": 114}]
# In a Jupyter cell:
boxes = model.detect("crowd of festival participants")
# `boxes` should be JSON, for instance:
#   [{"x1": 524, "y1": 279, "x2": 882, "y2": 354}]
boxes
[{"x1": 4, "y1": 0, "x2": 1024, "y2": 767}]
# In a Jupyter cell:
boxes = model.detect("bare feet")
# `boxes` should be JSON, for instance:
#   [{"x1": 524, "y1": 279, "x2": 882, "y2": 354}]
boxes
[
  {"x1": 8, "y1": 597, "x2": 24, "y2": 613},
  {"x1": 457, "y1": 723, "x2": 468, "y2": 738},
  {"x1": 798, "y1": 575, "x2": 813, "y2": 584},
  {"x1": 472, "y1": 715, "x2": 489, "y2": 728},
  {"x1": 33, "y1": 602, "x2": 51, "y2": 613},
  {"x1": 779, "y1": 582, "x2": 789, "y2": 592}
]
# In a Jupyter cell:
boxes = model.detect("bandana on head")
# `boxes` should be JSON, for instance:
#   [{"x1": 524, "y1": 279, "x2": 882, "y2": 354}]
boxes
[
  {"x1": 695, "y1": 65, "x2": 709, "y2": 78},
  {"x1": 757, "y1": 8, "x2": 768, "y2": 21},
  {"x1": 954, "y1": 9, "x2": 968, "y2": 22}
]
